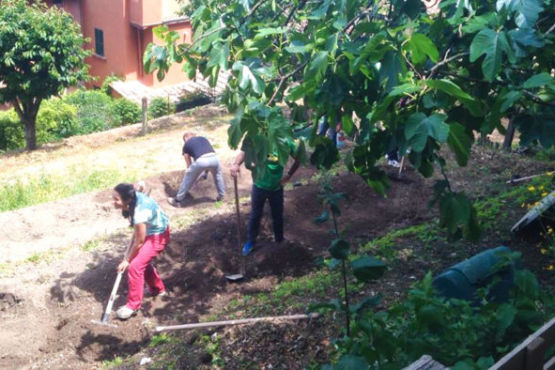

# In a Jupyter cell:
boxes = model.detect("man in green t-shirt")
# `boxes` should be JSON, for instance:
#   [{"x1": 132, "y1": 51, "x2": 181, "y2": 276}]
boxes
[{"x1": 230, "y1": 140, "x2": 300, "y2": 256}]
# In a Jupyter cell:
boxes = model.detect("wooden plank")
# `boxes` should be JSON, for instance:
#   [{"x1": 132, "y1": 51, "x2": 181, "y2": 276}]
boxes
[
  {"x1": 526, "y1": 337, "x2": 545, "y2": 370},
  {"x1": 491, "y1": 317, "x2": 555, "y2": 370},
  {"x1": 403, "y1": 355, "x2": 448, "y2": 370},
  {"x1": 544, "y1": 355, "x2": 555, "y2": 370}
]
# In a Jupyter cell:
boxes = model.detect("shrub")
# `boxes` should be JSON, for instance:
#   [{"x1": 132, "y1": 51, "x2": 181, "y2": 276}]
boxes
[
  {"x1": 0, "y1": 110, "x2": 24, "y2": 151},
  {"x1": 110, "y1": 98, "x2": 141, "y2": 126},
  {"x1": 37, "y1": 98, "x2": 78, "y2": 139},
  {"x1": 100, "y1": 74, "x2": 123, "y2": 96},
  {"x1": 176, "y1": 90, "x2": 212, "y2": 112},
  {"x1": 148, "y1": 96, "x2": 175, "y2": 119},
  {"x1": 326, "y1": 268, "x2": 555, "y2": 368},
  {"x1": 64, "y1": 90, "x2": 113, "y2": 133}
]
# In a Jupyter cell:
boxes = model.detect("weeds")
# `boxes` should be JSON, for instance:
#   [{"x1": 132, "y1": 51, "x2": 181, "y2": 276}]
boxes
[
  {"x1": 81, "y1": 240, "x2": 101, "y2": 252},
  {"x1": 102, "y1": 356, "x2": 123, "y2": 368},
  {"x1": 0, "y1": 167, "x2": 137, "y2": 212},
  {"x1": 150, "y1": 333, "x2": 172, "y2": 347},
  {"x1": 199, "y1": 333, "x2": 224, "y2": 368}
]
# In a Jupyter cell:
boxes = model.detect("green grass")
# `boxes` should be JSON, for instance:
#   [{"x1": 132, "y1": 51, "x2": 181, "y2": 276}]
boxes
[
  {"x1": 0, "y1": 167, "x2": 139, "y2": 212},
  {"x1": 80, "y1": 240, "x2": 101, "y2": 252},
  {"x1": 102, "y1": 356, "x2": 124, "y2": 368}
]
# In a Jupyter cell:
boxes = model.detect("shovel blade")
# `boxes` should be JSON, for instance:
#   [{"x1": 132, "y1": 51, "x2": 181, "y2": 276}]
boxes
[{"x1": 225, "y1": 274, "x2": 244, "y2": 281}]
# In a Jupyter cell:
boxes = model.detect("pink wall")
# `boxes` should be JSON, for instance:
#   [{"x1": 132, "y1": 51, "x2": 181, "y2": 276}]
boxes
[
  {"x1": 44, "y1": 0, "x2": 192, "y2": 88},
  {"x1": 128, "y1": 0, "x2": 163, "y2": 27}
]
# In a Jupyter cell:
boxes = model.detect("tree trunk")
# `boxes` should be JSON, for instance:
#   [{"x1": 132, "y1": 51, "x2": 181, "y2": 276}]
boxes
[
  {"x1": 23, "y1": 117, "x2": 37, "y2": 151},
  {"x1": 13, "y1": 98, "x2": 40, "y2": 151},
  {"x1": 503, "y1": 117, "x2": 516, "y2": 152}
]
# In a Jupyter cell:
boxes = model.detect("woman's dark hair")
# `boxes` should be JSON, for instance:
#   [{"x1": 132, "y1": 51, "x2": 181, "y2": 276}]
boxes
[{"x1": 114, "y1": 183, "x2": 137, "y2": 227}]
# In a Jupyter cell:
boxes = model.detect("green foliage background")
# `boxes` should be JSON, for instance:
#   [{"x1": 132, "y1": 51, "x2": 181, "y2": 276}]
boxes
[
  {"x1": 0, "y1": 90, "x2": 141, "y2": 152},
  {"x1": 145, "y1": 0, "x2": 554, "y2": 241},
  {"x1": 0, "y1": 0, "x2": 90, "y2": 150}
]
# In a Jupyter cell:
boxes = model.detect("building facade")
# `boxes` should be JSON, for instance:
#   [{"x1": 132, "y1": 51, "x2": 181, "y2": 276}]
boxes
[{"x1": 45, "y1": 0, "x2": 191, "y2": 88}]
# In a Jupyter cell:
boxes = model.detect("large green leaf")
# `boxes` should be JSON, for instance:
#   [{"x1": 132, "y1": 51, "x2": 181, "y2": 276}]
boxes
[
  {"x1": 310, "y1": 135, "x2": 339, "y2": 169},
  {"x1": 379, "y1": 51, "x2": 405, "y2": 92},
  {"x1": 373, "y1": 82, "x2": 421, "y2": 121},
  {"x1": 227, "y1": 110, "x2": 244, "y2": 148},
  {"x1": 305, "y1": 51, "x2": 329, "y2": 83},
  {"x1": 329, "y1": 238, "x2": 349, "y2": 260},
  {"x1": 351, "y1": 256, "x2": 386, "y2": 282},
  {"x1": 405, "y1": 33, "x2": 439, "y2": 64},
  {"x1": 496, "y1": 0, "x2": 543, "y2": 28},
  {"x1": 313, "y1": 210, "x2": 329, "y2": 224},
  {"x1": 447, "y1": 122, "x2": 473, "y2": 166},
  {"x1": 439, "y1": 192, "x2": 472, "y2": 235},
  {"x1": 285, "y1": 40, "x2": 312, "y2": 54},
  {"x1": 405, "y1": 113, "x2": 449, "y2": 152},
  {"x1": 470, "y1": 28, "x2": 514, "y2": 81},
  {"x1": 232, "y1": 61, "x2": 265, "y2": 94},
  {"x1": 207, "y1": 43, "x2": 229, "y2": 70},
  {"x1": 517, "y1": 114, "x2": 555, "y2": 148},
  {"x1": 495, "y1": 303, "x2": 517, "y2": 340},
  {"x1": 254, "y1": 27, "x2": 288, "y2": 39},
  {"x1": 522, "y1": 72, "x2": 552, "y2": 89},
  {"x1": 499, "y1": 90, "x2": 522, "y2": 112},
  {"x1": 349, "y1": 295, "x2": 381, "y2": 314},
  {"x1": 425, "y1": 79, "x2": 474, "y2": 101}
]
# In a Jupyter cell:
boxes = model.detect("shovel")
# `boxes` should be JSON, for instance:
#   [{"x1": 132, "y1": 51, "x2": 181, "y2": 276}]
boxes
[
  {"x1": 91, "y1": 271, "x2": 123, "y2": 328},
  {"x1": 226, "y1": 176, "x2": 246, "y2": 282}
]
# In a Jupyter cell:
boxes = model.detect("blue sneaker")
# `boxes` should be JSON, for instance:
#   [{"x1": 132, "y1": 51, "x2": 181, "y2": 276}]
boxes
[{"x1": 242, "y1": 242, "x2": 254, "y2": 256}]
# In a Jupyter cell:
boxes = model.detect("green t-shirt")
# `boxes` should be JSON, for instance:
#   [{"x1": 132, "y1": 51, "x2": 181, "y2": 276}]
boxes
[{"x1": 251, "y1": 140, "x2": 296, "y2": 191}]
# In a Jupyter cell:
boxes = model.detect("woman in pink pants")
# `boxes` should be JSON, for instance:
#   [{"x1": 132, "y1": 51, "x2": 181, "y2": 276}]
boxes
[{"x1": 112, "y1": 183, "x2": 170, "y2": 320}]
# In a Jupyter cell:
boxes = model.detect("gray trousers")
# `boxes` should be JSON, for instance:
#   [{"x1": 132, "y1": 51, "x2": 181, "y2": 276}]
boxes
[{"x1": 176, "y1": 153, "x2": 225, "y2": 200}]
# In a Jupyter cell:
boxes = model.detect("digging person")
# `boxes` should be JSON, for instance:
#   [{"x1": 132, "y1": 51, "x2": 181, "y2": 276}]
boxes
[
  {"x1": 230, "y1": 138, "x2": 301, "y2": 256},
  {"x1": 112, "y1": 183, "x2": 170, "y2": 320},
  {"x1": 168, "y1": 132, "x2": 225, "y2": 207}
]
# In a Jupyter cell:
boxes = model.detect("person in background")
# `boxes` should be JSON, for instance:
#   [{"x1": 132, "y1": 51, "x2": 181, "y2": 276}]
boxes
[
  {"x1": 230, "y1": 138, "x2": 301, "y2": 256},
  {"x1": 112, "y1": 183, "x2": 169, "y2": 320},
  {"x1": 168, "y1": 132, "x2": 225, "y2": 207}
]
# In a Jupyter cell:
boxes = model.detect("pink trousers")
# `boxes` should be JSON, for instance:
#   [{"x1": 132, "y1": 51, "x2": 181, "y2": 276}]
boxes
[{"x1": 126, "y1": 227, "x2": 169, "y2": 310}]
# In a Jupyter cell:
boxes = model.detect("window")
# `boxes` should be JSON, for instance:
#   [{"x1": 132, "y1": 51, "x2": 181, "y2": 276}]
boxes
[{"x1": 94, "y1": 28, "x2": 104, "y2": 57}]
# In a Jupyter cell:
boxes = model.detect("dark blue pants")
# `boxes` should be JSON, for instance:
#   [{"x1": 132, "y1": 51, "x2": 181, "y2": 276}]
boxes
[{"x1": 248, "y1": 185, "x2": 284, "y2": 244}]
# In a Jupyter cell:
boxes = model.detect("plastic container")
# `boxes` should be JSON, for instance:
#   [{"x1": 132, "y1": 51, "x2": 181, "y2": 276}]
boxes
[{"x1": 432, "y1": 246, "x2": 519, "y2": 302}]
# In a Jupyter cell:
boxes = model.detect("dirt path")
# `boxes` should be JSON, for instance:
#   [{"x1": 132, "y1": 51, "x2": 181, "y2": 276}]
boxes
[{"x1": 0, "y1": 106, "x2": 235, "y2": 265}]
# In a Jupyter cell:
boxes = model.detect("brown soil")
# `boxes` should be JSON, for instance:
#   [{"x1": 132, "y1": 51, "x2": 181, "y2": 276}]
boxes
[
  {"x1": 0, "y1": 159, "x2": 438, "y2": 369},
  {"x1": 0, "y1": 112, "x2": 553, "y2": 369}
]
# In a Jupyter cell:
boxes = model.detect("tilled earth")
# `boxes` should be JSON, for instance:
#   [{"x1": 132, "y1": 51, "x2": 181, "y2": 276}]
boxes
[{"x1": 1, "y1": 143, "x2": 553, "y2": 369}]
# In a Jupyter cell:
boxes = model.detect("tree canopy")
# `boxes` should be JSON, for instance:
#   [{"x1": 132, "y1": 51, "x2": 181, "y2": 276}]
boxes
[
  {"x1": 145, "y1": 0, "x2": 554, "y2": 240},
  {"x1": 0, "y1": 0, "x2": 89, "y2": 150}
]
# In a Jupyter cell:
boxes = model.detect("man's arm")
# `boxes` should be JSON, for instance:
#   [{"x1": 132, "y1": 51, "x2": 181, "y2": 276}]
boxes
[
  {"x1": 184, "y1": 154, "x2": 192, "y2": 167},
  {"x1": 230, "y1": 150, "x2": 245, "y2": 177},
  {"x1": 281, "y1": 156, "x2": 301, "y2": 185}
]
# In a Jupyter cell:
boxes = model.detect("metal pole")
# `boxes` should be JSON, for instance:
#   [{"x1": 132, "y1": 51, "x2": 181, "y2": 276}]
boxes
[{"x1": 155, "y1": 313, "x2": 319, "y2": 332}]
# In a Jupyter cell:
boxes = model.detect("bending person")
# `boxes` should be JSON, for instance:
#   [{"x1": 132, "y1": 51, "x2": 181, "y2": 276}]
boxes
[
  {"x1": 112, "y1": 183, "x2": 170, "y2": 320},
  {"x1": 168, "y1": 132, "x2": 225, "y2": 207}
]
